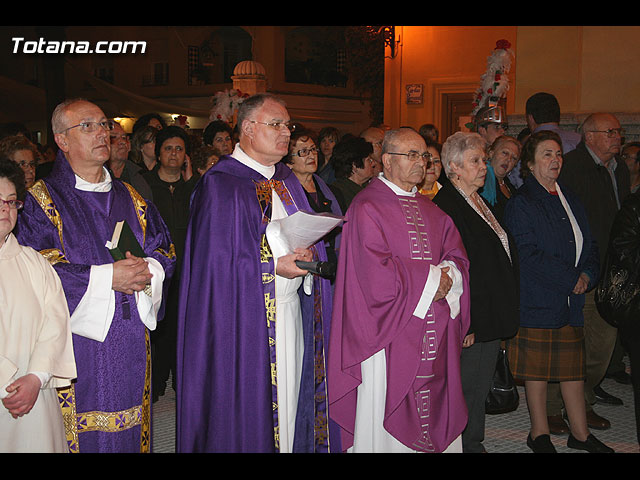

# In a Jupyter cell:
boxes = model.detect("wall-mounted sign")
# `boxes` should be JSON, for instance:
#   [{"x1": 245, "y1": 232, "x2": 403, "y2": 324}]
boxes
[{"x1": 406, "y1": 84, "x2": 424, "y2": 105}]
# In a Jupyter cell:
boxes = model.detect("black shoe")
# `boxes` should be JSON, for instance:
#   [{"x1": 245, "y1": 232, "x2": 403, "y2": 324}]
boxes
[
  {"x1": 605, "y1": 370, "x2": 632, "y2": 385},
  {"x1": 567, "y1": 433, "x2": 614, "y2": 453},
  {"x1": 527, "y1": 433, "x2": 557, "y2": 453},
  {"x1": 594, "y1": 385, "x2": 623, "y2": 406}
]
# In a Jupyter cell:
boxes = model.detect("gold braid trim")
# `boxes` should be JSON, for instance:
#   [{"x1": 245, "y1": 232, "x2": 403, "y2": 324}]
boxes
[
  {"x1": 39, "y1": 248, "x2": 69, "y2": 265},
  {"x1": 155, "y1": 244, "x2": 176, "y2": 261},
  {"x1": 28, "y1": 180, "x2": 66, "y2": 259},
  {"x1": 122, "y1": 182, "x2": 147, "y2": 244},
  {"x1": 57, "y1": 330, "x2": 152, "y2": 452},
  {"x1": 123, "y1": 182, "x2": 176, "y2": 262}
]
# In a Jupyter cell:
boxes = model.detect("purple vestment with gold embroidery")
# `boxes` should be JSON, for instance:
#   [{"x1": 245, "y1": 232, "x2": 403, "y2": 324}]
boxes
[
  {"x1": 176, "y1": 155, "x2": 340, "y2": 453},
  {"x1": 14, "y1": 152, "x2": 176, "y2": 453},
  {"x1": 328, "y1": 177, "x2": 471, "y2": 452}
]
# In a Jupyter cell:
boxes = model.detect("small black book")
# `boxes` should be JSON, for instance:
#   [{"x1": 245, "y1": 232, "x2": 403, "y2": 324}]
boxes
[{"x1": 107, "y1": 219, "x2": 145, "y2": 261}]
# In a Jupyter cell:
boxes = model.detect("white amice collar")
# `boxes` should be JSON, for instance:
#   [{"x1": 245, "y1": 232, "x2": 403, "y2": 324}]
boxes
[
  {"x1": 232, "y1": 144, "x2": 276, "y2": 180},
  {"x1": 75, "y1": 167, "x2": 112, "y2": 192},
  {"x1": 378, "y1": 173, "x2": 418, "y2": 197}
]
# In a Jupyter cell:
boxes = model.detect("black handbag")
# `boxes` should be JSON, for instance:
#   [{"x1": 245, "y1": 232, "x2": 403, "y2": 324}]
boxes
[
  {"x1": 485, "y1": 348, "x2": 519, "y2": 415},
  {"x1": 595, "y1": 256, "x2": 640, "y2": 328}
]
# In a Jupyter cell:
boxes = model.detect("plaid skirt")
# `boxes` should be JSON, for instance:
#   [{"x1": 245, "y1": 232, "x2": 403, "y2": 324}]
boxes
[{"x1": 506, "y1": 325, "x2": 586, "y2": 382}]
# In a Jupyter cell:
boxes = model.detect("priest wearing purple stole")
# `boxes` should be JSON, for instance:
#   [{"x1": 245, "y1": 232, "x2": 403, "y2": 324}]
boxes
[
  {"x1": 328, "y1": 127, "x2": 471, "y2": 452},
  {"x1": 15, "y1": 99, "x2": 176, "y2": 453},
  {"x1": 176, "y1": 93, "x2": 340, "y2": 452}
]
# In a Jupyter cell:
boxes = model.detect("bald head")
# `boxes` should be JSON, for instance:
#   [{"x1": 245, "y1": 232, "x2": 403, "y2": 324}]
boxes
[
  {"x1": 581, "y1": 113, "x2": 622, "y2": 165},
  {"x1": 381, "y1": 128, "x2": 428, "y2": 191},
  {"x1": 361, "y1": 126, "x2": 384, "y2": 175}
]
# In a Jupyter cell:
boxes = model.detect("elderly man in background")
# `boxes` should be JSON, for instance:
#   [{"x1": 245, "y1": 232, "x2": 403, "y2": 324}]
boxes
[
  {"x1": 107, "y1": 121, "x2": 153, "y2": 201},
  {"x1": 557, "y1": 112, "x2": 631, "y2": 431},
  {"x1": 328, "y1": 127, "x2": 471, "y2": 453},
  {"x1": 360, "y1": 126, "x2": 385, "y2": 177},
  {"x1": 14, "y1": 98, "x2": 176, "y2": 453},
  {"x1": 176, "y1": 93, "x2": 340, "y2": 453}
]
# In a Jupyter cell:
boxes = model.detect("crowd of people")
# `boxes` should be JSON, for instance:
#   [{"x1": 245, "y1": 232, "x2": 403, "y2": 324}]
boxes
[{"x1": 1, "y1": 90, "x2": 639, "y2": 454}]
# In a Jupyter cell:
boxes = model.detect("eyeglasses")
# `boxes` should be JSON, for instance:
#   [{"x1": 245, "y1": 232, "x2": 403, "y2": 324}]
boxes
[
  {"x1": 16, "y1": 160, "x2": 37, "y2": 169},
  {"x1": 0, "y1": 199, "x2": 24, "y2": 210},
  {"x1": 388, "y1": 151, "x2": 433, "y2": 167},
  {"x1": 249, "y1": 120, "x2": 296, "y2": 132},
  {"x1": 295, "y1": 146, "x2": 317, "y2": 157},
  {"x1": 61, "y1": 120, "x2": 116, "y2": 134},
  {"x1": 588, "y1": 128, "x2": 625, "y2": 138}
]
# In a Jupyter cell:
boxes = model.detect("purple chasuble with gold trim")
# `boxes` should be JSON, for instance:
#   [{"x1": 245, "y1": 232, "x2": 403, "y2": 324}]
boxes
[
  {"x1": 14, "y1": 152, "x2": 175, "y2": 453},
  {"x1": 328, "y1": 177, "x2": 470, "y2": 452},
  {"x1": 176, "y1": 155, "x2": 340, "y2": 453}
]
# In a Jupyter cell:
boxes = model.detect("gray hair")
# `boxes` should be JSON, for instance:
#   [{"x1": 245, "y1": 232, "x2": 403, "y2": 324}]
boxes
[
  {"x1": 578, "y1": 112, "x2": 619, "y2": 140},
  {"x1": 381, "y1": 127, "x2": 418, "y2": 155},
  {"x1": 236, "y1": 93, "x2": 287, "y2": 136},
  {"x1": 51, "y1": 98, "x2": 89, "y2": 134},
  {"x1": 441, "y1": 131, "x2": 487, "y2": 177}
]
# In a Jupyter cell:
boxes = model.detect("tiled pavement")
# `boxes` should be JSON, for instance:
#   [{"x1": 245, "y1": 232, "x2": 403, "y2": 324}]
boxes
[
  {"x1": 484, "y1": 374, "x2": 638, "y2": 453},
  {"x1": 152, "y1": 367, "x2": 640, "y2": 454}
]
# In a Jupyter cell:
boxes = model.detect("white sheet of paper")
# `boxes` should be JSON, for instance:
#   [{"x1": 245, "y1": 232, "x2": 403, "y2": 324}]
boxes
[{"x1": 265, "y1": 210, "x2": 343, "y2": 255}]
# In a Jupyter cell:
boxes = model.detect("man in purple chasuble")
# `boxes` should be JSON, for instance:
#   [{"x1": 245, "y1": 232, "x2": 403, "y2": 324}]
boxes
[
  {"x1": 14, "y1": 99, "x2": 176, "y2": 453},
  {"x1": 176, "y1": 94, "x2": 340, "y2": 452},
  {"x1": 328, "y1": 128, "x2": 471, "y2": 453}
]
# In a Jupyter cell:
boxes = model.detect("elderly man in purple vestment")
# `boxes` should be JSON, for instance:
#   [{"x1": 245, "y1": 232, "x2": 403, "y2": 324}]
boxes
[
  {"x1": 176, "y1": 93, "x2": 340, "y2": 453},
  {"x1": 328, "y1": 127, "x2": 471, "y2": 453},
  {"x1": 14, "y1": 99, "x2": 176, "y2": 453}
]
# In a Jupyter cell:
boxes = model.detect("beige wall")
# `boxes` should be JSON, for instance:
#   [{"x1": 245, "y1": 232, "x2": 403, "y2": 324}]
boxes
[
  {"x1": 515, "y1": 26, "x2": 640, "y2": 114},
  {"x1": 385, "y1": 26, "x2": 640, "y2": 133}
]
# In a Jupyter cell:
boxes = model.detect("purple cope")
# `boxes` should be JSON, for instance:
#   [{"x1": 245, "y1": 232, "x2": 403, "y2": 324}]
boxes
[{"x1": 175, "y1": 155, "x2": 340, "y2": 453}]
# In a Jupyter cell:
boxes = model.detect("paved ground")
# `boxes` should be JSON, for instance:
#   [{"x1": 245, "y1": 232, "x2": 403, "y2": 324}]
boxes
[{"x1": 152, "y1": 366, "x2": 639, "y2": 454}]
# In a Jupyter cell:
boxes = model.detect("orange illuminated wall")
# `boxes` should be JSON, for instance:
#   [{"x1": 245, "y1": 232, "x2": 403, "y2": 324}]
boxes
[
  {"x1": 384, "y1": 26, "x2": 518, "y2": 132},
  {"x1": 385, "y1": 26, "x2": 640, "y2": 135}
]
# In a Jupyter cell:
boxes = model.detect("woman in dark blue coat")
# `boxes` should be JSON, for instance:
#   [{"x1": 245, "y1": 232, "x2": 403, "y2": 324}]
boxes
[{"x1": 504, "y1": 130, "x2": 612, "y2": 453}]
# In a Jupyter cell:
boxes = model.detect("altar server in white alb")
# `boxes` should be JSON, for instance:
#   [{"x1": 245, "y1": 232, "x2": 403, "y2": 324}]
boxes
[{"x1": 0, "y1": 158, "x2": 77, "y2": 453}]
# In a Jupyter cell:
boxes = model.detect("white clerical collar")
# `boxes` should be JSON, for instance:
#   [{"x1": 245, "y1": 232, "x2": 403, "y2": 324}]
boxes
[
  {"x1": 75, "y1": 167, "x2": 112, "y2": 192},
  {"x1": 378, "y1": 173, "x2": 418, "y2": 197},
  {"x1": 232, "y1": 144, "x2": 276, "y2": 180}
]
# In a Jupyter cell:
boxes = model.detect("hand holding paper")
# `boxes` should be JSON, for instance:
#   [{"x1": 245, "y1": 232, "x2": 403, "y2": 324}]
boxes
[{"x1": 265, "y1": 210, "x2": 343, "y2": 256}]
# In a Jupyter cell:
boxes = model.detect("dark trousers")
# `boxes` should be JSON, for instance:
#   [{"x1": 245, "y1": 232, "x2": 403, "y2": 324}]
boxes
[
  {"x1": 620, "y1": 319, "x2": 640, "y2": 445},
  {"x1": 151, "y1": 281, "x2": 178, "y2": 400},
  {"x1": 460, "y1": 338, "x2": 501, "y2": 453}
]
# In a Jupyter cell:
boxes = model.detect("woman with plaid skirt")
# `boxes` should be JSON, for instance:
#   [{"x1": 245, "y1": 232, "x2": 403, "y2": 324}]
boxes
[{"x1": 504, "y1": 130, "x2": 613, "y2": 453}]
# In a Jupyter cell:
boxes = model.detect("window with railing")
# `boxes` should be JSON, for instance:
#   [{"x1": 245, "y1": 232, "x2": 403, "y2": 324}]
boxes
[
  {"x1": 284, "y1": 26, "x2": 348, "y2": 88},
  {"x1": 142, "y1": 62, "x2": 169, "y2": 86},
  {"x1": 188, "y1": 27, "x2": 252, "y2": 85}
]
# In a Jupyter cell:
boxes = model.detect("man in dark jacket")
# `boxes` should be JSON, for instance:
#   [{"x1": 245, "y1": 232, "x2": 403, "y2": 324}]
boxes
[{"x1": 557, "y1": 112, "x2": 630, "y2": 431}]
